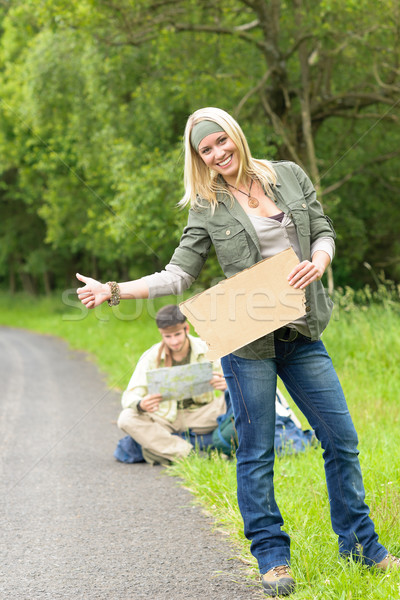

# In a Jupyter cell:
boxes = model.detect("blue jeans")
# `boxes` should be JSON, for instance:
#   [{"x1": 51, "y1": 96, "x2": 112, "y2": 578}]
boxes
[{"x1": 221, "y1": 336, "x2": 387, "y2": 574}]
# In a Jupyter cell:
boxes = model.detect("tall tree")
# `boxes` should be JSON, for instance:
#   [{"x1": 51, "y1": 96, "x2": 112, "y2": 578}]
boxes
[
  {"x1": 72, "y1": 0, "x2": 400, "y2": 286},
  {"x1": 0, "y1": 0, "x2": 399, "y2": 291}
]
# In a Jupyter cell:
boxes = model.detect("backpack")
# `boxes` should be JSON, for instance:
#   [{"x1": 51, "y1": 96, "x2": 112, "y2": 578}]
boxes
[
  {"x1": 114, "y1": 435, "x2": 145, "y2": 463},
  {"x1": 212, "y1": 389, "x2": 315, "y2": 456},
  {"x1": 211, "y1": 392, "x2": 238, "y2": 455}
]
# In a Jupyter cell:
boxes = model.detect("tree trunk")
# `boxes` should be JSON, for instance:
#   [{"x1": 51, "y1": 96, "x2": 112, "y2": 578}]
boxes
[
  {"x1": 19, "y1": 269, "x2": 36, "y2": 295},
  {"x1": 43, "y1": 271, "x2": 52, "y2": 296},
  {"x1": 293, "y1": 0, "x2": 334, "y2": 294},
  {"x1": 9, "y1": 264, "x2": 16, "y2": 295}
]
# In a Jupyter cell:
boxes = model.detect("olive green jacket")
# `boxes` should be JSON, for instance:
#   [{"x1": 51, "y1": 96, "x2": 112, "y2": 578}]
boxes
[{"x1": 170, "y1": 161, "x2": 336, "y2": 359}]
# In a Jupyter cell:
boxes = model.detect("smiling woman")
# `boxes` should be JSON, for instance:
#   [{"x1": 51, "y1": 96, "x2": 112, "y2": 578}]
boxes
[
  {"x1": 197, "y1": 129, "x2": 268, "y2": 210},
  {"x1": 198, "y1": 131, "x2": 239, "y2": 174},
  {"x1": 76, "y1": 106, "x2": 399, "y2": 597}
]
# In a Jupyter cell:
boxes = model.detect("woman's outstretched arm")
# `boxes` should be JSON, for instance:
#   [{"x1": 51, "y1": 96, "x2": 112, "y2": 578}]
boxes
[{"x1": 76, "y1": 273, "x2": 149, "y2": 309}]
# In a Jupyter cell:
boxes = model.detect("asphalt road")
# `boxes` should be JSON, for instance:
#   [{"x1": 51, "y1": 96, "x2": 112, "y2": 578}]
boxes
[{"x1": 0, "y1": 327, "x2": 264, "y2": 600}]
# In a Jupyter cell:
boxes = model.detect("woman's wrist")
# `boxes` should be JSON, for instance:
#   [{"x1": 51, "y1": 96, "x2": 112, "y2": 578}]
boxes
[
  {"x1": 102, "y1": 282, "x2": 112, "y2": 302},
  {"x1": 312, "y1": 250, "x2": 331, "y2": 276},
  {"x1": 106, "y1": 281, "x2": 121, "y2": 306}
]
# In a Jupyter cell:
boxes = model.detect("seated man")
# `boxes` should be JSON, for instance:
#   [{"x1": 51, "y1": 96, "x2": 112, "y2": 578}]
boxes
[{"x1": 117, "y1": 305, "x2": 227, "y2": 465}]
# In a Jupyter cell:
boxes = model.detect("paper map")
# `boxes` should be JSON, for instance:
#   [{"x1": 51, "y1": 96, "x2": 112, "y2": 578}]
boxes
[{"x1": 147, "y1": 362, "x2": 213, "y2": 402}]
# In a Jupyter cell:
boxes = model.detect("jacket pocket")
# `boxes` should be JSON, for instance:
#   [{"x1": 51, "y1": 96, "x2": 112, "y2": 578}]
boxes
[
  {"x1": 287, "y1": 204, "x2": 311, "y2": 237},
  {"x1": 210, "y1": 223, "x2": 251, "y2": 265}
]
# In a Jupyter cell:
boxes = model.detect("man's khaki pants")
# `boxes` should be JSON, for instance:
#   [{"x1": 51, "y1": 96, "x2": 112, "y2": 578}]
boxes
[{"x1": 118, "y1": 395, "x2": 226, "y2": 464}]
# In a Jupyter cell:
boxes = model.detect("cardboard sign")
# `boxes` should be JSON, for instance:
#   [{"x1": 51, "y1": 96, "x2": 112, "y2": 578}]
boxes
[{"x1": 180, "y1": 247, "x2": 305, "y2": 359}]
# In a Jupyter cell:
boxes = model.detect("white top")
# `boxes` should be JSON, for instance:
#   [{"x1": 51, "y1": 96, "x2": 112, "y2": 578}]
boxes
[{"x1": 248, "y1": 212, "x2": 334, "y2": 336}]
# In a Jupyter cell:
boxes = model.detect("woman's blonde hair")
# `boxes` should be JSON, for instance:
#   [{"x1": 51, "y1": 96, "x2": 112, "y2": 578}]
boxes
[{"x1": 179, "y1": 107, "x2": 277, "y2": 211}]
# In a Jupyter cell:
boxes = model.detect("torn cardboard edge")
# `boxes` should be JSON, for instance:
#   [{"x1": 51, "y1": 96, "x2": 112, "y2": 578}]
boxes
[{"x1": 180, "y1": 247, "x2": 306, "y2": 360}]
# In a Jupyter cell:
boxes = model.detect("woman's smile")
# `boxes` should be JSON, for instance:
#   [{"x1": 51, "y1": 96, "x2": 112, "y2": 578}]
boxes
[{"x1": 217, "y1": 155, "x2": 233, "y2": 168}]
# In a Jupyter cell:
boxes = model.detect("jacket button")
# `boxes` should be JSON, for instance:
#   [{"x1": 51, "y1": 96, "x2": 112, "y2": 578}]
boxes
[
  {"x1": 302, "y1": 203, "x2": 307, "y2": 209},
  {"x1": 226, "y1": 230, "x2": 231, "y2": 235},
  {"x1": 305, "y1": 305, "x2": 311, "y2": 312}
]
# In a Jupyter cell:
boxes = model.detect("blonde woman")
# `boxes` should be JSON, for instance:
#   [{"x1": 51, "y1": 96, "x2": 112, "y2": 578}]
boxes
[{"x1": 77, "y1": 107, "x2": 399, "y2": 596}]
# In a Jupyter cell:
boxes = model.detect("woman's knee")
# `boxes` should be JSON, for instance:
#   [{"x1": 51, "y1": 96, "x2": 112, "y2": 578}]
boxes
[{"x1": 317, "y1": 424, "x2": 359, "y2": 455}]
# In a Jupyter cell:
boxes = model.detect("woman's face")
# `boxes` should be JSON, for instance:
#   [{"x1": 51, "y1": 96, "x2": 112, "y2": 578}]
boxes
[{"x1": 197, "y1": 131, "x2": 239, "y2": 180}]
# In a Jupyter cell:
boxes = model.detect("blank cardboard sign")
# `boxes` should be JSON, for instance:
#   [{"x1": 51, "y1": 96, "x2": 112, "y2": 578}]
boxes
[{"x1": 180, "y1": 247, "x2": 306, "y2": 360}]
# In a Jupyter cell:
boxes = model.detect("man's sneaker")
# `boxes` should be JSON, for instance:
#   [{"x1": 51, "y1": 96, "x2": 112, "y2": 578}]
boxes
[
  {"x1": 262, "y1": 565, "x2": 295, "y2": 596},
  {"x1": 375, "y1": 553, "x2": 400, "y2": 570}
]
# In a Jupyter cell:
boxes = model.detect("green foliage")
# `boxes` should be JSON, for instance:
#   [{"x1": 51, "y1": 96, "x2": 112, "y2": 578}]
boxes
[
  {"x1": 0, "y1": 0, "x2": 399, "y2": 292},
  {"x1": 333, "y1": 271, "x2": 400, "y2": 313}
]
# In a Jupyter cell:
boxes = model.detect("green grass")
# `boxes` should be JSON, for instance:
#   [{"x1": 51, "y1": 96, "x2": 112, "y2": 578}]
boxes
[
  {"x1": 1, "y1": 291, "x2": 400, "y2": 599},
  {"x1": 169, "y1": 303, "x2": 400, "y2": 598}
]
